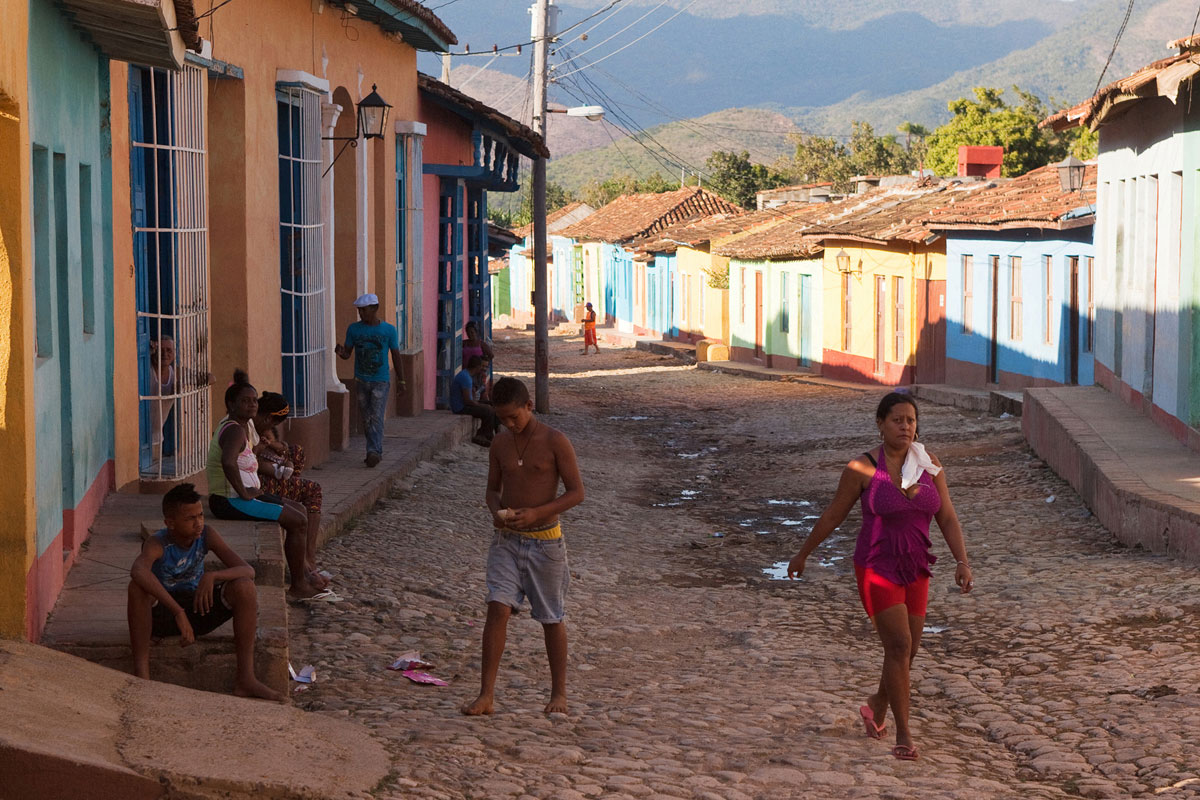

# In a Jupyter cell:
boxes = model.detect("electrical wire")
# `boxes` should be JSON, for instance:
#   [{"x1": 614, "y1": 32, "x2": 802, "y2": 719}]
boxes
[
  {"x1": 440, "y1": 0, "x2": 627, "y2": 56},
  {"x1": 554, "y1": 0, "x2": 671, "y2": 68},
  {"x1": 553, "y1": 0, "x2": 700, "y2": 80},
  {"x1": 1093, "y1": 0, "x2": 1135, "y2": 94}
]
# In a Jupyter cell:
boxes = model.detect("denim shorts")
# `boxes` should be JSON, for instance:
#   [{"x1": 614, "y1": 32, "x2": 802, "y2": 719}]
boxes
[{"x1": 486, "y1": 529, "x2": 570, "y2": 624}]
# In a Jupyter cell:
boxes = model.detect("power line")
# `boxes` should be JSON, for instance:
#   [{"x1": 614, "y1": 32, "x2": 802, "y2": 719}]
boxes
[
  {"x1": 554, "y1": 0, "x2": 670, "y2": 68},
  {"x1": 553, "y1": 0, "x2": 700, "y2": 80},
  {"x1": 440, "y1": 0, "x2": 626, "y2": 56},
  {"x1": 1093, "y1": 0, "x2": 1135, "y2": 95}
]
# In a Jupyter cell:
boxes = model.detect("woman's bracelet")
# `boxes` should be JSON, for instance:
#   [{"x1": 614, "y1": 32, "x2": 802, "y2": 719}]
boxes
[{"x1": 957, "y1": 560, "x2": 971, "y2": 568}]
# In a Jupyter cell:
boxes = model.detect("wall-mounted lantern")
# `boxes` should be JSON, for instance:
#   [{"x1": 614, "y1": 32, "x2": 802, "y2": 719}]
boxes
[
  {"x1": 322, "y1": 83, "x2": 392, "y2": 176},
  {"x1": 1056, "y1": 155, "x2": 1085, "y2": 193},
  {"x1": 836, "y1": 249, "x2": 851, "y2": 272}
]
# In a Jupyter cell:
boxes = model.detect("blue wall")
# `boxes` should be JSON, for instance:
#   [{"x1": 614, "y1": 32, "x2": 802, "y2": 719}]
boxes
[
  {"x1": 28, "y1": 0, "x2": 115, "y2": 552},
  {"x1": 945, "y1": 228, "x2": 1094, "y2": 386}
]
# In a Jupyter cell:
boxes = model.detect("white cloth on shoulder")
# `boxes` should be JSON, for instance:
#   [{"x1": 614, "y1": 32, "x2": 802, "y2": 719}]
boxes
[{"x1": 900, "y1": 441, "x2": 941, "y2": 490}]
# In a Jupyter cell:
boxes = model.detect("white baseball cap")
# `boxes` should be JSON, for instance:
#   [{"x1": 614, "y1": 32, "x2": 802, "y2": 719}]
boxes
[{"x1": 353, "y1": 293, "x2": 380, "y2": 307}]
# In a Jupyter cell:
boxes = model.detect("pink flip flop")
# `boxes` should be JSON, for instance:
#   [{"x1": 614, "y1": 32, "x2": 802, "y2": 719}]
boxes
[
  {"x1": 859, "y1": 705, "x2": 886, "y2": 739},
  {"x1": 892, "y1": 744, "x2": 919, "y2": 761}
]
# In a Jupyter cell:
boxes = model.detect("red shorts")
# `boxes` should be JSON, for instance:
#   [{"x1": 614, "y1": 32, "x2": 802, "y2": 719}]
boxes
[
  {"x1": 855, "y1": 565, "x2": 929, "y2": 618},
  {"x1": 583, "y1": 327, "x2": 597, "y2": 345}
]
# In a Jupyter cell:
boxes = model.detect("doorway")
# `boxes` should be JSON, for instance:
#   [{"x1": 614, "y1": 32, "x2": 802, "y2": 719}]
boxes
[
  {"x1": 874, "y1": 276, "x2": 886, "y2": 375},
  {"x1": 988, "y1": 255, "x2": 1000, "y2": 384},
  {"x1": 754, "y1": 271, "x2": 764, "y2": 358}
]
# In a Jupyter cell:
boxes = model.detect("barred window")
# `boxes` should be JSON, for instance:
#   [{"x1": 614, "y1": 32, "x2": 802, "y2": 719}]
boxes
[{"x1": 277, "y1": 84, "x2": 327, "y2": 417}]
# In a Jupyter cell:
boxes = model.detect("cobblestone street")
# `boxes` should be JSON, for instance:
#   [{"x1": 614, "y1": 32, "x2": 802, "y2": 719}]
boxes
[{"x1": 289, "y1": 331, "x2": 1200, "y2": 800}]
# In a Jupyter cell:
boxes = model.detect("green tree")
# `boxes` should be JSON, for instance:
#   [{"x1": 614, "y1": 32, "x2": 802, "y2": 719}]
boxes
[
  {"x1": 580, "y1": 172, "x2": 675, "y2": 208},
  {"x1": 925, "y1": 86, "x2": 1067, "y2": 177},
  {"x1": 848, "y1": 121, "x2": 914, "y2": 178},
  {"x1": 784, "y1": 133, "x2": 854, "y2": 191},
  {"x1": 488, "y1": 176, "x2": 574, "y2": 230},
  {"x1": 704, "y1": 150, "x2": 785, "y2": 210}
]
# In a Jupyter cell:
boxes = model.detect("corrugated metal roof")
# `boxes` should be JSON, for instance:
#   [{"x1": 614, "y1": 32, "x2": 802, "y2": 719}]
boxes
[
  {"x1": 1042, "y1": 36, "x2": 1200, "y2": 131},
  {"x1": 924, "y1": 163, "x2": 1096, "y2": 231},
  {"x1": 630, "y1": 207, "x2": 797, "y2": 254},
  {"x1": 558, "y1": 187, "x2": 741, "y2": 244},
  {"x1": 513, "y1": 202, "x2": 595, "y2": 240}
]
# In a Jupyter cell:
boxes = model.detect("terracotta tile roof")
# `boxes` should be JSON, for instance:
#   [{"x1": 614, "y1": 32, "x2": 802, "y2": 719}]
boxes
[
  {"x1": 631, "y1": 207, "x2": 799, "y2": 254},
  {"x1": 1042, "y1": 37, "x2": 1200, "y2": 131},
  {"x1": 513, "y1": 202, "x2": 593, "y2": 240},
  {"x1": 709, "y1": 201, "x2": 855, "y2": 260},
  {"x1": 924, "y1": 164, "x2": 1096, "y2": 230},
  {"x1": 558, "y1": 187, "x2": 741, "y2": 244},
  {"x1": 713, "y1": 180, "x2": 990, "y2": 259},
  {"x1": 419, "y1": 73, "x2": 548, "y2": 159}
]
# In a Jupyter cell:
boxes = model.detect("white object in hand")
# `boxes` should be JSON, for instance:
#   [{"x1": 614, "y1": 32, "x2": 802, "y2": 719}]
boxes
[
  {"x1": 497, "y1": 508, "x2": 514, "y2": 522},
  {"x1": 900, "y1": 441, "x2": 941, "y2": 490}
]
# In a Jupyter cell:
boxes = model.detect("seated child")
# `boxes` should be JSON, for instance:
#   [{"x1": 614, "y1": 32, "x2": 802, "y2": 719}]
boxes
[
  {"x1": 255, "y1": 427, "x2": 294, "y2": 480},
  {"x1": 127, "y1": 482, "x2": 282, "y2": 701}
]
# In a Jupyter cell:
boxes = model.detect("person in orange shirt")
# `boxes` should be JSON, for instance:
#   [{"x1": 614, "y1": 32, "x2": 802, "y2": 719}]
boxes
[{"x1": 581, "y1": 302, "x2": 599, "y2": 355}]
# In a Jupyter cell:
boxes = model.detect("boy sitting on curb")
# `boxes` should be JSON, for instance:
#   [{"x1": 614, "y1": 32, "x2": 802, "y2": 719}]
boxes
[{"x1": 127, "y1": 483, "x2": 282, "y2": 701}]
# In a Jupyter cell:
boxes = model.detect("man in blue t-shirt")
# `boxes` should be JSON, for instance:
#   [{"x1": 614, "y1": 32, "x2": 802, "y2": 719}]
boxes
[
  {"x1": 334, "y1": 293, "x2": 404, "y2": 467},
  {"x1": 450, "y1": 356, "x2": 497, "y2": 446}
]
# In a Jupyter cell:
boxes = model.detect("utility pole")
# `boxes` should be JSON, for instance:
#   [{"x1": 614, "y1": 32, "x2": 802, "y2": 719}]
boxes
[{"x1": 531, "y1": 0, "x2": 552, "y2": 413}]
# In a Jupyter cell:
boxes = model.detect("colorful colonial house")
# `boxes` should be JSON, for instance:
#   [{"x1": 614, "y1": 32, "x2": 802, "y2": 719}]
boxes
[
  {"x1": 505, "y1": 201, "x2": 595, "y2": 327},
  {"x1": 417, "y1": 73, "x2": 547, "y2": 408},
  {"x1": 925, "y1": 164, "x2": 1097, "y2": 389},
  {"x1": 711, "y1": 203, "x2": 838, "y2": 370},
  {"x1": 105, "y1": 0, "x2": 457, "y2": 494},
  {"x1": 2, "y1": 0, "x2": 203, "y2": 639},
  {"x1": 556, "y1": 187, "x2": 739, "y2": 334},
  {"x1": 632, "y1": 209, "x2": 786, "y2": 344},
  {"x1": 1043, "y1": 35, "x2": 1200, "y2": 446},
  {"x1": 805, "y1": 182, "x2": 989, "y2": 385}
]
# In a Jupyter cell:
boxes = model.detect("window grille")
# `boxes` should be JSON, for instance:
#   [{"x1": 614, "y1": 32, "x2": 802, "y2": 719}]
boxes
[
  {"x1": 130, "y1": 64, "x2": 211, "y2": 480},
  {"x1": 277, "y1": 84, "x2": 327, "y2": 418},
  {"x1": 961, "y1": 254, "x2": 973, "y2": 334},
  {"x1": 1009, "y1": 256, "x2": 1023, "y2": 340},
  {"x1": 780, "y1": 272, "x2": 789, "y2": 334},
  {"x1": 395, "y1": 134, "x2": 409, "y2": 350}
]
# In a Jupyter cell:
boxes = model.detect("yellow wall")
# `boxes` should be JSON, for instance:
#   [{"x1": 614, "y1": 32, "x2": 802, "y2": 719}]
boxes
[
  {"x1": 820, "y1": 240, "x2": 944, "y2": 371},
  {"x1": 674, "y1": 246, "x2": 727, "y2": 341},
  {"x1": 0, "y1": 0, "x2": 36, "y2": 636}
]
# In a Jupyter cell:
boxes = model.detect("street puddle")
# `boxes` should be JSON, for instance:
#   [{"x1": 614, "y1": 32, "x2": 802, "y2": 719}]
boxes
[
  {"x1": 923, "y1": 625, "x2": 948, "y2": 635},
  {"x1": 762, "y1": 561, "x2": 796, "y2": 580},
  {"x1": 818, "y1": 555, "x2": 844, "y2": 567},
  {"x1": 767, "y1": 499, "x2": 813, "y2": 506},
  {"x1": 677, "y1": 452, "x2": 702, "y2": 459},
  {"x1": 608, "y1": 415, "x2": 651, "y2": 421},
  {"x1": 680, "y1": 489, "x2": 701, "y2": 497}
]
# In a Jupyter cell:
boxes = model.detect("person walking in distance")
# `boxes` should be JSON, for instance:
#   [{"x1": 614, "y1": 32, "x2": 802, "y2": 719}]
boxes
[
  {"x1": 581, "y1": 302, "x2": 599, "y2": 355},
  {"x1": 787, "y1": 392, "x2": 973, "y2": 761},
  {"x1": 335, "y1": 293, "x2": 404, "y2": 468},
  {"x1": 462, "y1": 377, "x2": 585, "y2": 716}
]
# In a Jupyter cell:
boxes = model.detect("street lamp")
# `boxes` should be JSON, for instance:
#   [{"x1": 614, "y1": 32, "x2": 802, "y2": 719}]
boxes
[
  {"x1": 836, "y1": 249, "x2": 851, "y2": 272},
  {"x1": 547, "y1": 104, "x2": 605, "y2": 122},
  {"x1": 1056, "y1": 155, "x2": 1085, "y2": 193},
  {"x1": 322, "y1": 83, "x2": 393, "y2": 176}
]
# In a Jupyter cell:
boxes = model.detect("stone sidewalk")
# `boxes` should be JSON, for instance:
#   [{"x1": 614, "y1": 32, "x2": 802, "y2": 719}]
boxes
[
  {"x1": 1024, "y1": 386, "x2": 1200, "y2": 562},
  {"x1": 40, "y1": 410, "x2": 473, "y2": 695}
]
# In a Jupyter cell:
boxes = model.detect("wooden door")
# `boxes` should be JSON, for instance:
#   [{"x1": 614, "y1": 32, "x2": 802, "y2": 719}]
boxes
[
  {"x1": 754, "y1": 271, "x2": 764, "y2": 357},
  {"x1": 1068, "y1": 256, "x2": 1080, "y2": 385},
  {"x1": 988, "y1": 255, "x2": 1000, "y2": 384}
]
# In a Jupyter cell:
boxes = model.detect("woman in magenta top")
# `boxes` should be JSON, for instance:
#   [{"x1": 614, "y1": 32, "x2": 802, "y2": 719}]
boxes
[{"x1": 787, "y1": 392, "x2": 973, "y2": 761}]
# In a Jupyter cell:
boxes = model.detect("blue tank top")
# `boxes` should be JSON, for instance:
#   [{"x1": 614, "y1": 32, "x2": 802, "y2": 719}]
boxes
[{"x1": 151, "y1": 528, "x2": 209, "y2": 593}]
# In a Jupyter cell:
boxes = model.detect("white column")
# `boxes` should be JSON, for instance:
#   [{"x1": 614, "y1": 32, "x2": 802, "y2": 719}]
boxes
[{"x1": 322, "y1": 99, "x2": 347, "y2": 393}]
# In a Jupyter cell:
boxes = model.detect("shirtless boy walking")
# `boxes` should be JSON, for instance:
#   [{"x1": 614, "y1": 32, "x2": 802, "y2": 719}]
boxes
[{"x1": 462, "y1": 377, "x2": 585, "y2": 716}]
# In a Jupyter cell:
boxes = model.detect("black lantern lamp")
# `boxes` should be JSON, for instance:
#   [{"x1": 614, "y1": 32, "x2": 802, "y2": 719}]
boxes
[
  {"x1": 356, "y1": 84, "x2": 391, "y2": 140},
  {"x1": 322, "y1": 84, "x2": 392, "y2": 176},
  {"x1": 1056, "y1": 155, "x2": 1085, "y2": 193}
]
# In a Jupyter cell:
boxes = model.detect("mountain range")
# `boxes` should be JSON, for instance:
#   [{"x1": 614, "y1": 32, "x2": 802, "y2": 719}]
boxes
[{"x1": 424, "y1": 0, "x2": 1197, "y2": 192}]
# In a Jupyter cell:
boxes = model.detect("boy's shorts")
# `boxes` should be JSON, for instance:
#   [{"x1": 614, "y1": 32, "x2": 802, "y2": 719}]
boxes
[
  {"x1": 486, "y1": 527, "x2": 569, "y2": 624},
  {"x1": 151, "y1": 583, "x2": 235, "y2": 637}
]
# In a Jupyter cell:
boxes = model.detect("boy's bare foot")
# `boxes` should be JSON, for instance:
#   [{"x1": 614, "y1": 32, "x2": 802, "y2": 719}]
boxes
[
  {"x1": 234, "y1": 678, "x2": 285, "y2": 702},
  {"x1": 461, "y1": 694, "x2": 494, "y2": 715},
  {"x1": 544, "y1": 694, "x2": 568, "y2": 715}
]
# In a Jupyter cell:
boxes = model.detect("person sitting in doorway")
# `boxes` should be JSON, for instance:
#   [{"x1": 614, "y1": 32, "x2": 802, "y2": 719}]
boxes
[
  {"x1": 127, "y1": 482, "x2": 282, "y2": 701},
  {"x1": 451, "y1": 356, "x2": 498, "y2": 447}
]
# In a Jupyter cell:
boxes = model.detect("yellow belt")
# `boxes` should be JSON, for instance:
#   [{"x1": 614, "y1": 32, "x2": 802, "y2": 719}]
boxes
[{"x1": 497, "y1": 523, "x2": 562, "y2": 540}]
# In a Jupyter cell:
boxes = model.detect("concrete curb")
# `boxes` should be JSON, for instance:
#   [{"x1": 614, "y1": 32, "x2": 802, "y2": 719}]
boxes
[{"x1": 1024, "y1": 387, "x2": 1200, "y2": 561}]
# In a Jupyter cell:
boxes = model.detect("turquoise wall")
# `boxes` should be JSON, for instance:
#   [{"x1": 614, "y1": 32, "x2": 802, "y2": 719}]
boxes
[
  {"x1": 729, "y1": 258, "x2": 822, "y2": 364},
  {"x1": 28, "y1": 0, "x2": 115, "y2": 552}
]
